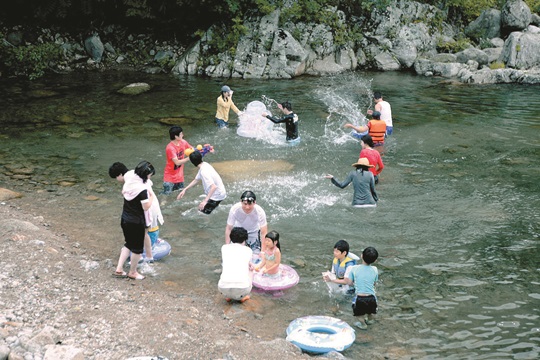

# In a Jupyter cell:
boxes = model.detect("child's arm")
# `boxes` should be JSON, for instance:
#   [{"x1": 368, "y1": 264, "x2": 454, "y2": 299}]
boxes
[{"x1": 254, "y1": 257, "x2": 266, "y2": 272}]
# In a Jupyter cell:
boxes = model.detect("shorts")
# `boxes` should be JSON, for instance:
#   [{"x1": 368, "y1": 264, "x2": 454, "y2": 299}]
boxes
[
  {"x1": 215, "y1": 118, "x2": 229, "y2": 128},
  {"x1": 386, "y1": 126, "x2": 393, "y2": 136},
  {"x1": 352, "y1": 295, "x2": 378, "y2": 316},
  {"x1": 201, "y1": 199, "x2": 222, "y2": 214},
  {"x1": 162, "y1": 182, "x2": 184, "y2": 195},
  {"x1": 148, "y1": 227, "x2": 159, "y2": 247},
  {"x1": 218, "y1": 286, "x2": 252, "y2": 301},
  {"x1": 246, "y1": 231, "x2": 261, "y2": 254},
  {"x1": 121, "y1": 220, "x2": 145, "y2": 254},
  {"x1": 373, "y1": 141, "x2": 384, "y2": 147}
]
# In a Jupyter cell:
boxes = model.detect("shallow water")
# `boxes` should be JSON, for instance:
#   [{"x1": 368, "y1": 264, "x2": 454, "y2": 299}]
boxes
[{"x1": 1, "y1": 71, "x2": 539, "y2": 359}]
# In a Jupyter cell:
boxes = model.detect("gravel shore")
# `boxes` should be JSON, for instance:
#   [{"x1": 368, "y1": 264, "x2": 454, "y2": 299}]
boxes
[{"x1": 0, "y1": 201, "x2": 311, "y2": 360}]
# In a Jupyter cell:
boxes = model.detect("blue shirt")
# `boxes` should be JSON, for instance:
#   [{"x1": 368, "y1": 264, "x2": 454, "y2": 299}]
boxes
[{"x1": 347, "y1": 264, "x2": 378, "y2": 295}]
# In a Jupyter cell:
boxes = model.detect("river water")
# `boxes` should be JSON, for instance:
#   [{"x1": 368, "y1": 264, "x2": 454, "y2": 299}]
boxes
[{"x1": 1, "y1": 71, "x2": 539, "y2": 359}]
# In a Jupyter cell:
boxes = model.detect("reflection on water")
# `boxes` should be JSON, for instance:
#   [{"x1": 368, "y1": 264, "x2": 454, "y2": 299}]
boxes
[{"x1": 1, "y1": 71, "x2": 539, "y2": 359}]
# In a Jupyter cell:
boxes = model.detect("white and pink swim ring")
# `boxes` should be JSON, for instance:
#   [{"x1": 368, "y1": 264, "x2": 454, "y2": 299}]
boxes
[{"x1": 237, "y1": 101, "x2": 274, "y2": 138}]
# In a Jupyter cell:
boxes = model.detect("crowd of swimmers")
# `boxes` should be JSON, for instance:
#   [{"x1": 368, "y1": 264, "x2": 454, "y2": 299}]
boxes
[{"x1": 108, "y1": 86, "x2": 391, "y2": 330}]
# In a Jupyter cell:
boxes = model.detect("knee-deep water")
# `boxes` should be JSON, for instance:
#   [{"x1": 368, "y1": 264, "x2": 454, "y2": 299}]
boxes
[{"x1": 1, "y1": 71, "x2": 539, "y2": 359}]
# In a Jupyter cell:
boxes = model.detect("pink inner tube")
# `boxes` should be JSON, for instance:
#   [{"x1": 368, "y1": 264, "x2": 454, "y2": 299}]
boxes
[{"x1": 252, "y1": 264, "x2": 299, "y2": 291}]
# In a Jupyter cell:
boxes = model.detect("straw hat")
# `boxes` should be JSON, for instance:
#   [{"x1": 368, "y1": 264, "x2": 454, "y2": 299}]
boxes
[{"x1": 352, "y1": 158, "x2": 374, "y2": 167}]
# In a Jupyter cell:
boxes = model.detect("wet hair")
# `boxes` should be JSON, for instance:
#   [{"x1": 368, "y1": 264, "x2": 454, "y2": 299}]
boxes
[
  {"x1": 373, "y1": 92, "x2": 382, "y2": 100},
  {"x1": 281, "y1": 101, "x2": 292, "y2": 111},
  {"x1": 372, "y1": 111, "x2": 381, "y2": 120},
  {"x1": 134, "y1": 160, "x2": 155, "y2": 183},
  {"x1": 169, "y1": 126, "x2": 183, "y2": 140},
  {"x1": 230, "y1": 227, "x2": 248, "y2": 244},
  {"x1": 189, "y1": 150, "x2": 203, "y2": 167},
  {"x1": 334, "y1": 240, "x2": 349, "y2": 255},
  {"x1": 241, "y1": 190, "x2": 256, "y2": 202},
  {"x1": 266, "y1": 230, "x2": 281, "y2": 250},
  {"x1": 361, "y1": 134, "x2": 374, "y2": 148},
  {"x1": 108, "y1": 162, "x2": 128, "y2": 178},
  {"x1": 362, "y1": 246, "x2": 379, "y2": 264}
]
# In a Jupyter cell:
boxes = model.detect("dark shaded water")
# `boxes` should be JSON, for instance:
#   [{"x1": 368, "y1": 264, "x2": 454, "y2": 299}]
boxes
[{"x1": 1, "y1": 71, "x2": 539, "y2": 359}]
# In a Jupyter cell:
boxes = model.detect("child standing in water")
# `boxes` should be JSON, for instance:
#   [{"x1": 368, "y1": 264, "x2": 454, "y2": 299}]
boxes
[{"x1": 255, "y1": 231, "x2": 281, "y2": 276}]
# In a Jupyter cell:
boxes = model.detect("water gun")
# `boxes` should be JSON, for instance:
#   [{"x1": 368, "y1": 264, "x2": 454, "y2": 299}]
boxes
[{"x1": 184, "y1": 144, "x2": 214, "y2": 157}]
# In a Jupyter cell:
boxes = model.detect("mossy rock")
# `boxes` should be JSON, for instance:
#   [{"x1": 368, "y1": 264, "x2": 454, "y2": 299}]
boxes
[
  {"x1": 117, "y1": 82, "x2": 151, "y2": 95},
  {"x1": 158, "y1": 117, "x2": 193, "y2": 126}
]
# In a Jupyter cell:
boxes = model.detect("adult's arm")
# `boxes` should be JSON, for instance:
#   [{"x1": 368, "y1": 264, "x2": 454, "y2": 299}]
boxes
[
  {"x1": 265, "y1": 114, "x2": 286, "y2": 124},
  {"x1": 176, "y1": 178, "x2": 199, "y2": 200},
  {"x1": 370, "y1": 176, "x2": 378, "y2": 202},
  {"x1": 225, "y1": 223, "x2": 233, "y2": 244},
  {"x1": 330, "y1": 172, "x2": 353, "y2": 189},
  {"x1": 375, "y1": 154, "x2": 384, "y2": 176},
  {"x1": 343, "y1": 123, "x2": 368, "y2": 133}
]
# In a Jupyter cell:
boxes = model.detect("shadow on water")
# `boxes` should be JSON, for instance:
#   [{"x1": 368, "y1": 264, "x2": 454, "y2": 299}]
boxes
[{"x1": 1, "y1": 71, "x2": 539, "y2": 359}]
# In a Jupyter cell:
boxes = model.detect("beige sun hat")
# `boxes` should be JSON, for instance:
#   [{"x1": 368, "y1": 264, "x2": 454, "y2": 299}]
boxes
[{"x1": 352, "y1": 157, "x2": 374, "y2": 167}]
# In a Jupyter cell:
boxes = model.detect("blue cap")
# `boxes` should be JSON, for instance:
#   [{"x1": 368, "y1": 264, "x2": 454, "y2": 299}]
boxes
[{"x1": 221, "y1": 85, "x2": 231, "y2": 92}]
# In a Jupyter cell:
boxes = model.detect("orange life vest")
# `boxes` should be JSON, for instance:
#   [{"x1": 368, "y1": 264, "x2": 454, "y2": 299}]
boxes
[{"x1": 368, "y1": 119, "x2": 386, "y2": 143}]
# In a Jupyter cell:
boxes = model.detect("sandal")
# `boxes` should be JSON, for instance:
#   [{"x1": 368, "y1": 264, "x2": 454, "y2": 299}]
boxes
[
  {"x1": 128, "y1": 273, "x2": 145, "y2": 280},
  {"x1": 113, "y1": 271, "x2": 127, "y2": 277}
]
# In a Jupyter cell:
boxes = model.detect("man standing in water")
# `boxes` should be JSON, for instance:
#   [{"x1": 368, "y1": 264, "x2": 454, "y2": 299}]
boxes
[
  {"x1": 161, "y1": 126, "x2": 192, "y2": 195},
  {"x1": 176, "y1": 150, "x2": 227, "y2": 214},
  {"x1": 263, "y1": 101, "x2": 300, "y2": 143},
  {"x1": 225, "y1": 191, "x2": 267, "y2": 255},
  {"x1": 367, "y1": 92, "x2": 393, "y2": 136}
]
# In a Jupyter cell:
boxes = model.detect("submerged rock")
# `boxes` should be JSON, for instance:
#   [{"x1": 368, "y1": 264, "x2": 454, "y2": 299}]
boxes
[{"x1": 117, "y1": 82, "x2": 151, "y2": 95}]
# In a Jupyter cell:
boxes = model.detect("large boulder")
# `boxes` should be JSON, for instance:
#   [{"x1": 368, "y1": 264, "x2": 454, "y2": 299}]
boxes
[
  {"x1": 456, "y1": 47, "x2": 489, "y2": 66},
  {"x1": 83, "y1": 33, "x2": 104, "y2": 63},
  {"x1": 465, "y1": 9, "x2": 502, "y2": 40},
  {"x1": 414, "y1": 58, "x2": 468, "y2": 78},
  {"x1": 501, "y1": 0, "x2": 532, "y2": 35},
  {"x1": 499, "y1": 31, "x2": 540, "y2": 69}
]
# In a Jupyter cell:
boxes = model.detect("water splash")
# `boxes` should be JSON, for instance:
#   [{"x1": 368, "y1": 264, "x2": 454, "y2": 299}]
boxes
[{"x1": 315, "y1": 73, "x2": 374, "y2": 145}]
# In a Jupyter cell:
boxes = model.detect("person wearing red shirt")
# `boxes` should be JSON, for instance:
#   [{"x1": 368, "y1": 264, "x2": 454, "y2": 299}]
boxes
[
  {"x1": 162, "y1": 126, "x2": 192, "y2": 195},
  {"x1": 359, "y1": 134, "x2": 384, "y2": 184}
]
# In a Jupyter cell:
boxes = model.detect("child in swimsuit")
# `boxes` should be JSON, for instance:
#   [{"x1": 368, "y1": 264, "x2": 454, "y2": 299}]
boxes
[{"x1": 254, "y1": 230, "x2": 281, "y2": 277}]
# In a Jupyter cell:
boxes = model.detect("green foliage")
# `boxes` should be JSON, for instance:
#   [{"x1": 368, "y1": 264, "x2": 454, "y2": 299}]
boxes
[
  {"x1": 0, "y1": 35, "x2": 63, "y2": 79},
  {"x1": 436, "y1": 36, "x2": 471, "y2": 53},
  {"x1": 489, "y1": 61, "x2": 505, "y2": 69},
  {"x1": 525, "y1": 0, "x2": 540, "y2": 12}
]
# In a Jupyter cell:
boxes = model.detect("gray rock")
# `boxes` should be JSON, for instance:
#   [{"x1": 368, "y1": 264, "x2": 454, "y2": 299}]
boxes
[
  {"x1": 499, "y1": 31, "x2": 540, "y2": 69},
  {"x1": 527, "y1": 25, "x2": 540, "y2": 34},
  {"x1": 501, "y1": 0, "x2": 532, "y2": 34},
  {"x1": 117, "y1": 82, "x2": 151, "y2": 95},
  {"x1": 431, "y1": 53, "x2": 458, "y2": 63},
  {"x1": 459, "y1": 67, "x2": 540, "y2": 84},
  {"x1": 374, "y1": 52, "x2": 401, "y2": 71},
  {"x1": 414, "y1": 58, "x2": 468, "y2": 78},
  {"x1": 489, "y1": 37, "x2": 505, "y2": 47},
  {"x1": 532, "y1": 13, "x2": 540, "y2": 26},
  {"x1": 43, "y1": 345, "x2": 84, "y2": 360},
  {"x1": 391, "y1": 39, "x2": 417, "y2": 68},
  {"x1": 0, "y1": 344, "x2": 10, "y2": 360},
  {"x1": 83, "y1": 33, "x2": 104, "y2": 63},
  {"x1": 7, "y1": 31, "x2": 23, "y2": 46},
  {"x1": 456, "y1": 47, "x2": 489, "y2": 66},
  {"x1": 465, "y1": 9, "x2": 501, "y2": 40},
  {"x1": 483, "y1": 47, "x2": 503, "y2": 63},
  {"x1": 0, "y1": 218, "x2": 39, "y2": 233}
]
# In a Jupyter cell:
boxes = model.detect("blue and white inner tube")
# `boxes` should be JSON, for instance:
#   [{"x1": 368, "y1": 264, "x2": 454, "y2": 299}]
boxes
[
  {"x1": 286, "y1": 315, "x2": 355, "y2": 354},
  {"x1": 143, "y1": 238, "x2": 171, "y2": 261}
]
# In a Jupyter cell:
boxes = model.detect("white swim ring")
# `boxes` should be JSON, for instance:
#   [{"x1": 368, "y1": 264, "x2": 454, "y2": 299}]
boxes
[{"x1": 286, "y1": 315, "x2": 355, "y2": 354}]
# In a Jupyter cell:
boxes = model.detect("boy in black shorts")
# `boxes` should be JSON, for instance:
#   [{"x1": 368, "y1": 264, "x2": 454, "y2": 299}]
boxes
[{"x1": 345, "y1": 246, "x2": 379, "y2": 330}]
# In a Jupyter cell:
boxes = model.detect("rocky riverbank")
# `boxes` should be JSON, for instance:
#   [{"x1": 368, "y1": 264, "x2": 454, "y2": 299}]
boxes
[
  {"x1": 0, "y1": 197, "x2": 312, "y2": 360},
  {"x1": 1, "y1": 0, "x2": 539, "y2": 84}
]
